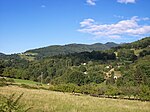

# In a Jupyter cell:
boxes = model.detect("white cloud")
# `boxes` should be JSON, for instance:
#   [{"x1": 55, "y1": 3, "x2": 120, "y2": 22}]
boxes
[
  {"x1": 114, "y1": 15, "x2": 124, "y2": 19},
  {"x1": 142, "y1": 17, "x2": 150, "y2": 21},
  {"x1": 86, "y1": 0, "x2": 96, "y2": 6},
  {"x1": 78, "y1": 16, "x2": 150, "y2": 39},
  {"x1": 41, "y1": 5, "x2": 46, "y2": 8},
  {"x1": 80, "y1": 19, "x2": 95, "y2": 27},
  {"x1": 117, "y1": 0, "x2": 136, "y2": 4}
]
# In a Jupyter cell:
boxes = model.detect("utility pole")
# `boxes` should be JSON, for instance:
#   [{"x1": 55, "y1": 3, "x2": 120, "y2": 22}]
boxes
[{"x1": 41, "y1": 72, "x2": 43, "y2": 85}]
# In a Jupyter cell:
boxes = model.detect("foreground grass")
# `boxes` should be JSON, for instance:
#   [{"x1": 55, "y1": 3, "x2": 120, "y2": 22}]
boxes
[{"x1": 0, "y1": 86, "x2": 150, "y2": 112}]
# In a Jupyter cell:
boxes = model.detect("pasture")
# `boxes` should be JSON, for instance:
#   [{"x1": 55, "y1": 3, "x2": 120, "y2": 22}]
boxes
[{"x1": 0, "y1": 86, "x2": 150, "y2": 112}]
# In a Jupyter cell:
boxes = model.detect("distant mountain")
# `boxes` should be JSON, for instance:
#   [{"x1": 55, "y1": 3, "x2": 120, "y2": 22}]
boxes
[
  {"x1": 25, "y1": 42, "x2": 119, "y2": 58},
  {"x1": 105, "y1": 42, "x2": 119, "y2": 48},
  {"x1": 0, "y1": 53, "x2": 6, "y2": 58},
  {"x1": 0, "y1": 53, "x2": 5, "y2": 56}
]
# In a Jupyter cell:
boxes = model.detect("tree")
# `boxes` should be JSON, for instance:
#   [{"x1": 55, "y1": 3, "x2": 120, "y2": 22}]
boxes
[
  {"x1": 67, "y1": 70, "x2": 85, "y2": 85},
  {"x1": 117, "y1": 49, "x2": 137, "y2": 61},
  {"x1": 120, "y1": 86, "x2": 133, "y2": 99},
  {"x1": 86, "y1": 72, "x2": 104, "y2": 84},
  {"x1": 106, "y1": 72, "x2": 115, "y2": 85},
  {"x1": 0, "y1": 64, "x2": 4, "y2": 76},
  {"x1": 105, "y1": 86, "x2": 120, "y2": 98},
  {"x1": 139, "y1": 85, "x2": 150, "y2": 101},
  {"x1": 139, "y1": 50, "x2": 150, "y2": 57},
  {"x1": 134, "y1": 67, "x2": 143, "y2": 85},
  {"x1": 79, "y1": 65, "x2": 86, "y2": 72}
]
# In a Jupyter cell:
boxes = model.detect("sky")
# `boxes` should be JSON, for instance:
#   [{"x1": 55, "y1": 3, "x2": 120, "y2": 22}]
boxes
[{"x1": 0, "y1": 0, "x2": 150, "y2": 54}]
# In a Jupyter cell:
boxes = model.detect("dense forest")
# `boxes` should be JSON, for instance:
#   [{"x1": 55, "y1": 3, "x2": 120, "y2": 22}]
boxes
[
  {"x1": 0, "y1": 37, "x2": 150, "y2": 101},
  {"x1": 24, "y1": 42, "x2": 119, "y2": 59}
]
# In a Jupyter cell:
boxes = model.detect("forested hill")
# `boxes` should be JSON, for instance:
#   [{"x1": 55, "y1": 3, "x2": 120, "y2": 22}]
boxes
[
  {"x1": 114, "y1": 37, "x2": 150, "y2": 50},
  {"x1": 25, "y1": 42, "x2": 119, "y2": 58},
  {"x1": 0, "y1": 53, "x2": 5, "y2": 56},
  {"x1": 0, "y1": 53, "x2": 6, "y2": 58}
]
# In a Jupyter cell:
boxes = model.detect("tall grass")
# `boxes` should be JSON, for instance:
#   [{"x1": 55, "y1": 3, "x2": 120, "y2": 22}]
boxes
[
  {"x1": 0, "y1": 86, "x2": 150, "y2": 112},
  {"x1": 0, "y1": 93, "x2": 31, "y2": 112}
]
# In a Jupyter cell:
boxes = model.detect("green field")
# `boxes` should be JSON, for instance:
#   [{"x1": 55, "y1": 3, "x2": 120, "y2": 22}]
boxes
[
  {"x1": 0, "y1": 86, "x2": 150, "y2": 112},
  {"x1": 13, "y1": 78, "x2": 40, "y2": 85},
  {"x1": 19, "y1": 53, "x2": 37, "y2": 61}
]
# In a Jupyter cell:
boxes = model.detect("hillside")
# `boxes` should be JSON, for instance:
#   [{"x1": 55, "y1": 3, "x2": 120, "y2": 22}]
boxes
[
  {"x1": 0, "y1": 53, "x2": 5, "y2": 58},
  {"x1": 0, "y1": 86, "x2": 150, "y2": 112},
  {"x1": 0, "y1": 52, "x2": 5, "y2": 55},
  {"x1": 113, "y1": 37, "x2": 150, "y2": 58},
  {"x1": 24, "y1": 42, "x2": 119, "y2": 58},
  {"x1": 0, "y1": 37, "x2": 150, "y2": 102},
  {"x1": 114, "y1": 37, "x2": 150, "y2": 50}
]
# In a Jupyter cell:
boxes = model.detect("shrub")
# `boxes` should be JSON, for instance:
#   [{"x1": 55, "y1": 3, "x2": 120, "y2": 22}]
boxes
[
  {"x1": 53, "y1": 84, "x2": 77, "y2": 93},
  {"x1": 0, "y1": 77, "x2": 15, "y2": 87},
  {"x1": 0, "y1": 93, "x2": 31, "y2": 112},
  {"x1": 139, "y1": 85, "x2": 150, "y2": 101},
  {"x1": 7, "y1": 78, "x2": 15, "y2": 83},
  {"x1": 0, "y1": 77, "x2": 7, "y2": 87},
  {"x1": 20, "y1": 84, "x2": 38, "y2": 89}
]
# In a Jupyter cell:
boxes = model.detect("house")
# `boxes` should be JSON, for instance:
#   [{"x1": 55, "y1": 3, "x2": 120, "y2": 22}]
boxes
[
  {"x1": 84, "y1": 72, "x2": 87, "y2": 74},
  {"x1": 83, "y1": 63, "x2": 86, "y2": 65},
  {"x1": 105, "y1": 66, "x2": 110, "y2": 69},
  {"x1": 114, "y1": 76, "x2": 118, "y2": 79}
]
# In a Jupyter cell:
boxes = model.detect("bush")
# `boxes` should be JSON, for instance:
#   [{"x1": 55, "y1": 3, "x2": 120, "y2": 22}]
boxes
[
  {"x1": 0, "y1": 77, "x2": 7, "y2": 87},
  {"x1": 67, "y1": 71, "x2": 86, "y2": 85},
  {"x1": 0, "y1": 77, "x2": 15, "y2": 87},
  {"x1": 20, "y1": 84, "x2": 38, "y2": 89},
  {"x1": 80, "y1": 84, "x2": 98, "y2": 95},
  {"x1": 105, "y1": 86, "x2": 120, "y2": 98},
  {"x1": 7, "y1": 78, "x2": 15, "y2": 83},
  {"x1": 53, "y1": 84, "x2": 78, "y2": 93},
  {"x1": 0, "y1": 93, "x2": 31, "y2": 112},
  {"x1": 139, "y1": 85, "x2": 150, "y2": 101}
]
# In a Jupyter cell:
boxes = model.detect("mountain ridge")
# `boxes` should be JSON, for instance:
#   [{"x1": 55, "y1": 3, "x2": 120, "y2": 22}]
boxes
[{"x1": 24, "y1": 42, "x2": 119, "y2": 58}]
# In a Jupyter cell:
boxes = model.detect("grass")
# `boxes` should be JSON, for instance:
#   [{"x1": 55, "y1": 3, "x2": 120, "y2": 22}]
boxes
[
  {"x1": 0, "y1": 86, "x2": 150, "y2": 112},
  {"x1": 134, "y1": 49, "x2": 143, "y2": 56},
  {"x1": 13, "y1": 78, "x2": 40, "y2": 85},
  {"x1": 130, "y1": 48, "x2": 145, "y2": 56},
  {"x1": 19, "y1": 53, "x2": 38, "y2": 61},
  {"x1": 114, "y1": 71, "x2": 122, "y2": 77},
  {"x1": 19, "y1": 55, "x2": 35, "y2": 61}
]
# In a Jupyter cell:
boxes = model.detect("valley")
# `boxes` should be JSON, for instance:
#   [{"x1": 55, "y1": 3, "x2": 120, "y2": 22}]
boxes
[{"x1": 0, "y1": 37, "x2": 150, "y2": 112}]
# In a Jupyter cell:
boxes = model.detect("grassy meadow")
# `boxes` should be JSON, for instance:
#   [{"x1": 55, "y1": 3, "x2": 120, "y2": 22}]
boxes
[
  {"x1": 0, "y1": 86, "x2": 150, "y2": 112},
  {"x1": 13, "y1": 78, "x2": 40, "y2": 85}
]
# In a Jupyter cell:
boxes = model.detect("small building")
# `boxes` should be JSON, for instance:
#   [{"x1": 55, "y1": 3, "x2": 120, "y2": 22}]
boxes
[
  {"x1": 114, "y1": 76, "x2": 118, "y2": 80},
  {"x1": 105, "y1": 65, "x2": 112, "y2": 69},
  {"x1": 83, "y1": 63, "x2": 86, "y2": 65},
  {"x1": 84, "y1": 72, "x2": 87, "y2": 74},
  {"x1": 105, "y1": 66, "x2": 110, "y2": 69}
]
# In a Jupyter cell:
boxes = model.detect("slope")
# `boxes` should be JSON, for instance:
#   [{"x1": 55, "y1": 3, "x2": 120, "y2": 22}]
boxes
[{"x1": 25, "y1": 43, "x2": 119, "y2": 58}]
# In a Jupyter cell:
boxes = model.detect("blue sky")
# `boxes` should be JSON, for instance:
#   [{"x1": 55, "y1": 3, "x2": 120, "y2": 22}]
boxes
[{"x1": 0, "y1": 0, "x2": 150, "y2": 54}]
